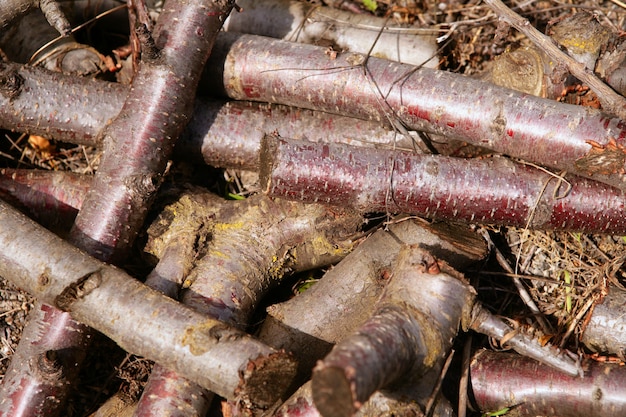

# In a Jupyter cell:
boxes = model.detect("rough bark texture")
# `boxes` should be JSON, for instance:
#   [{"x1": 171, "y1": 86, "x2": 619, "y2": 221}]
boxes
[
  {"x1": 0, "y1": 199, "x2": 297, "y2": 406},
  {"x1": 204, "y1": 32, "x2": 626, "y2": 192},
  {"x1": 311, "y1": 246, "x2": 474, "y2": 417},
  {"x1": 258, "y1": 218, "x2": 488, "y2": 383},
  {"x1": 181, "y1": 195, "x2": 363, "y2": 324},
  {"x1": 135, "y1": 191, "x2": 363, "y2": 416},
  {"x1": 260, "y1": 136, "x2": 626, "y2": 234},
  {"x1": 470, "y1": 349, "x2": 626, "y2": 417}
]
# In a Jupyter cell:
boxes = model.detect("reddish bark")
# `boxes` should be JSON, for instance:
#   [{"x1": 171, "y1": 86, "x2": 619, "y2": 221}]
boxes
[
  {"x1": 0, "y1": 1, "x2": 236, "y2": 414},
  {"x1": 0, "y1": 199, "x2": 297, "y2": 406},
  {"x1": 0, "y1": 61, "x2": 414, "y2": 171},
  {"x1": 470, "y1": 349, "x2": 626, "y2": 417},
  {"x1": 0, "y1": 302, "x2": 91, "y2": 417},
  {"x1": 204, "y1": 32, "x2": 626, "y2": 191},
  {"x1": 311, "y1": 246, "x2": 473, "y2": 417},
  {"x1": 260, "y1": 136, "x2": 626, "y2": 234},
  {"x1": 0, "y1": 168, "x2": 89, "y2": 232}
]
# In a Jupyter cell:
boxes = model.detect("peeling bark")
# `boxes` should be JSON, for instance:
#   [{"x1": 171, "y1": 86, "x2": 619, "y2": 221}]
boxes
[
  {"x1": 0, "y1": 199, "x2": 297, "y2": 406},
  {"x1": 260, "y1": 136, "x2": 626, "y2": 234},
  {"x1": 203, "y1": 32, "x2": 626, "y2": 191},
  {"x1": 470, "y1": 349, "x2": 626, "y2": 417}
]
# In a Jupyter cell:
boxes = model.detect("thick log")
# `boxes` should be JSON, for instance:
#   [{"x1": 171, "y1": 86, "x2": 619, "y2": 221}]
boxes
[
  {"x1": 204, "y1": 32, "x2": 626, "y2": 192},
  {"x1": 258, "y1": 218, "x2": 488, "y2": 382},
  {"x1": 260, "y1": 136, "x2": 626, "y2": 234}
]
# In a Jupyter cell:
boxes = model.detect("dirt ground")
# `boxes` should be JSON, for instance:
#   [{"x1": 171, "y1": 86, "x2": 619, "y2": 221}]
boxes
[{"x1": 1, "y1": 0, "x2": 626, "y2": 416}]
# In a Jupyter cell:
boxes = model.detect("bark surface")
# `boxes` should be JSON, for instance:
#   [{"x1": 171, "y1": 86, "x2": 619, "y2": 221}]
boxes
[
  {"x1": 0, "y1": 199, "x2": 297, "y2": 406},
  {"x1": 470, "y1": 349, "x2": 626, "y2": 417},
  {"x1": 260, "y1": 136, "x2": 626, "y2": 234},
  {"x1": 204, "y1": 32, "x2": 626, "y2": 192}
]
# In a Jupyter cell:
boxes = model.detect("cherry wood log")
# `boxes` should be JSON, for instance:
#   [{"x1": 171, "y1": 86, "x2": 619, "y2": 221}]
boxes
[{"x1": 260, "y1": 136, "x2": 626, "y2": 234}]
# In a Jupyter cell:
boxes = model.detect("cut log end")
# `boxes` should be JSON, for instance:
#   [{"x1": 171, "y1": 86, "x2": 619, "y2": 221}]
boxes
[
  {"x1": 239, "y1": 351, "x2": 298, "y2": 408},
  {"x1": 312, "y1": 365, "x2": 356, "y2": 417}
]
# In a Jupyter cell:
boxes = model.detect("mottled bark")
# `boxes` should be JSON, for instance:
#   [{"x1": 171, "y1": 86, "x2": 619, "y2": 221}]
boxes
[
  {"x1": 0, "y1": 199, "x2": 296, "y2": 406},
  {"x1": 204, "y1": 32, "x2": 626, "y2": 192},
  {"x1": 258, "y1": 218, "x2": 488, "y2": 383},
  {"x1": 136, "y1": 191, "x2": 363, "y2": 416},
  {"x1": 260, "y1": 136, "x2": 626, "y2": 234},
  {"x1": 470, "y1": 349, "x2": 626, "y2": 417}
]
